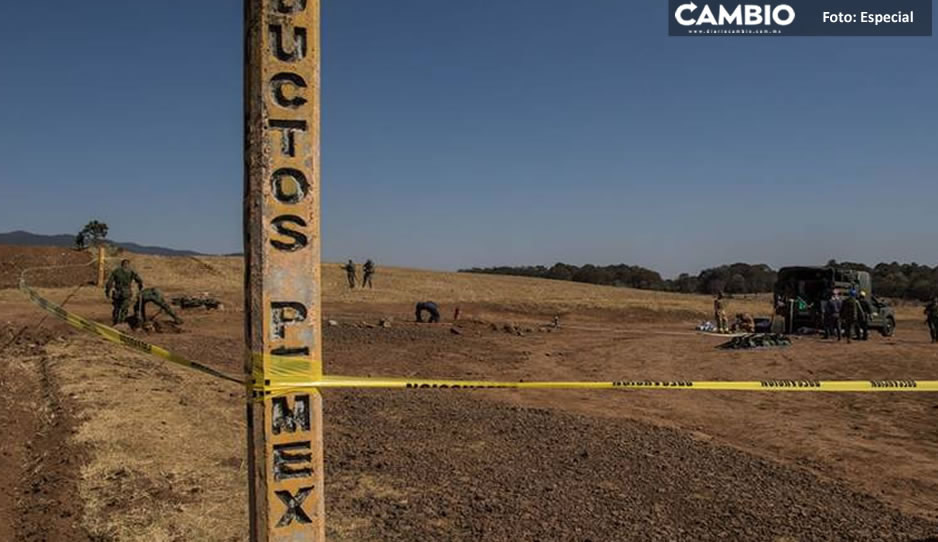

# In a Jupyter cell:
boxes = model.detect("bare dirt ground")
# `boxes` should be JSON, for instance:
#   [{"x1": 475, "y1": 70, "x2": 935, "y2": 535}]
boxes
[{"x1": 1, "y1": 245, "x2": 937, "y2": 541}]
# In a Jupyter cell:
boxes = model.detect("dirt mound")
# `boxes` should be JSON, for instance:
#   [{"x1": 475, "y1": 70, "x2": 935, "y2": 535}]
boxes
[{"x1": 0, "y1": 245, "x2": 94, "y2": 289}]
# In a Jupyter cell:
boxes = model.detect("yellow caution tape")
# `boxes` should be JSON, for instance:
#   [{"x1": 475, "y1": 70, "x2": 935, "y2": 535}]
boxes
[
  {"x1": 19, "y1": 278, "x2": 243, "y2": 385},
  {"x1": 250, "y1": 352, "x2": 322, "y2": 398},
  {"x1": 260, "y1": 376, "x2": 938, "y2": 393},
  {"x1": 18, "y1": 276, "x2": 938, "y2": 396}
]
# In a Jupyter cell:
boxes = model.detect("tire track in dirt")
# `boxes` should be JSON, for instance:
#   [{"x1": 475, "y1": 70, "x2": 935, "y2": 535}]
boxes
[{"x1": 0, "y1": 325, "x2": 92, "y2": 542}]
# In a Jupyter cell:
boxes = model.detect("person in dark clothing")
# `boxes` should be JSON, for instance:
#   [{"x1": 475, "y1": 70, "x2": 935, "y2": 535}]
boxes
[
  {"x1": 841, "y1": 292, "x2": 866, "y2": 344},
  {"x1": 415, "y1": 301, "x2": 440, "y2": 323},
  {"x1": 105, "y1": 259, "x2": 143, "y2": 326},
  {"x1": 342, "y1": 260, "x2": 357, "y2": 289},
  {"x1": 362, "y1": 259, "x2": 375, "y2": 289},
  {"x1": 823, "y1": 291, "x2": 842, "y2": 341},
  {"x1": 858, "y1": 291, "x2": 872, "y2": 341},
  {"x1": 924, "y1": 297, "x2": 938, "y2": 344}
]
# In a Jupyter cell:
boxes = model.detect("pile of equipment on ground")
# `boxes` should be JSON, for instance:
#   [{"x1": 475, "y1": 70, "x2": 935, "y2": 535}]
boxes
[
  {"x1": 718, "y1": 333, "x2": 792, "y2": 350},
  {"x1": 171, "y1": 294, "x2": 224, "y2": 310}
]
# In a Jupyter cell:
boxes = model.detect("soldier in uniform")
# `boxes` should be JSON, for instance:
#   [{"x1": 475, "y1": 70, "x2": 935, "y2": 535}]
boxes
[
  {"x1": 924, "y1": 297, "x2": 938, "y2": 344},
  {"x1": 857, "y1": 291, "x2": 872, "y2": 341},
  {"x1": 713, "y1": 292, "x2": 729, "y2": 334},
  {"x1": 105, "y1": 259, "x2": 143, "y2": 326},
  {"x1": 342, "y1": 259, "x2": 357, "y2": 289},
  {"x1": 362, "y1": 259, "x2": 376, "y2": 289},
  {"x1": 840, "y1": 291, "x2": 866, "y2": 344},
  {"x1": 132, "y1": 287, "x2": 183, "y2": 328}
]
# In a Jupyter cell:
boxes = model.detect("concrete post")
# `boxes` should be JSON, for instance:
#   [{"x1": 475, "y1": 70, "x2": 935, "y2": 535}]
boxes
[
  {"x1": 96, "y1": 245, "x2": 106, "y2": 287},
  {"x1": 244, "y1": 1, "x2": 324, "y2": 540}
]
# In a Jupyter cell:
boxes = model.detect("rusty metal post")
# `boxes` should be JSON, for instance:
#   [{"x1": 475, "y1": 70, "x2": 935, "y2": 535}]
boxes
[
  {"x1": 96, "y1": 245, "x2": 106, "y2": 287},
  {"x1": 244, "y1": 0, "x2": 324, "y2": 540}
]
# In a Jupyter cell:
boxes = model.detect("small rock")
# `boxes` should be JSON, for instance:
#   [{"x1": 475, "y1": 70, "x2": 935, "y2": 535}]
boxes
[
  {"x1": 327, "y1": 320, "x2": 339, "y2": 327},
  {"x1": 450, "y1": 327, "x2": 463, "y2": 336}
]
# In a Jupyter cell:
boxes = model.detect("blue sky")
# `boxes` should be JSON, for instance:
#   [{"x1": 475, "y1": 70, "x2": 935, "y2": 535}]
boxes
[{"x1": 0, "y1": 1, "x2": 935, "y2": 276}]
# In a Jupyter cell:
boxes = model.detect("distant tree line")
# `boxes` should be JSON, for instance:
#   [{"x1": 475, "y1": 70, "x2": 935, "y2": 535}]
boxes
[{"x1": 460, "y1": 260, "x2": 938, "y2": 300}]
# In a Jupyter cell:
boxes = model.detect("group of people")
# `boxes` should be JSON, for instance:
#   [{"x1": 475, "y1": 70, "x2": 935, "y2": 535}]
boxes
[
  {"x1": 819, "y1": 289, "x2": 874, "y2": 343},
  {"x1": 712, "y1": 293, "x2": 756, "y2": 334},
  {"x1": 105, "y1": 259, "x2": 182, "y2": 329},
  {"x1": 343, "y1": 259, "x2": 376, "y2": 289}
]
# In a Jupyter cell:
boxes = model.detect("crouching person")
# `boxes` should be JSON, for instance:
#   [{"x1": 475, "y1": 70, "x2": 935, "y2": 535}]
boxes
[{"x1": 415, "y1": 301, "x2": 440, "y2": 323}]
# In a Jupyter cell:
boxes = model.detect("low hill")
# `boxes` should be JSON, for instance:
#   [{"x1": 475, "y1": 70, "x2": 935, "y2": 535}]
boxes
[
  {"x1": 0, "y1": 230, "x2": 204, "y2": 257},
  {"x1": 124, "y1": 252, "x2": 772, "y2": 322}
]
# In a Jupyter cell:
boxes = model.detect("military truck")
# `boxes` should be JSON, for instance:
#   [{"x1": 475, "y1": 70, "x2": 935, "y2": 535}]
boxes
[{"x1": 772, "y1": 266, "x2": 896, "y2": 336}]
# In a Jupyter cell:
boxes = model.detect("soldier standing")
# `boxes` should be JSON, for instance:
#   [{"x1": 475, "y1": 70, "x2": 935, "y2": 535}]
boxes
[
  {"x1": 924, "y1": 297, "x2": 938, "y2": 343},
  {"x1": 713, "y1": 292, "x2": 729, "y2": 334},
  {"x1": 840, "y1": 291, "x2": 865, "y2": 344},
  {"x1": 105, "y1": 259, "x2": 143, "y2": 326},
  {"x1": 342, "y1": 259, "x2": 357, "y2": 289},
  {"x1": 858, "y1": 291, "x2": 872, "y2": 341},
  {"x1": 362, "y1": 259, "x2": 376, "y2": 289}
]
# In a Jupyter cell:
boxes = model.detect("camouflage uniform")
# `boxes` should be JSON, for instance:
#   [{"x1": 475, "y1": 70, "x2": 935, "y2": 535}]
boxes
[
  {"x1": 925, "y1": 299, "x2": 938, "y2": 344},
  {"x1": 840, "y1": 295, "x2": 865, "y2": 343},
  {"x1": 133, "y1": 288, "x2": 183, "y2": 326},
  {"x1": 105, "y1": 265, "x2": 143, "y2": 325},
  {"x1": 362, "y1": 259, "x2": 375, "y2": 289},
  {"x1": 713, "y1": 295, "x2": 728, "y2": 334},
  {"x1": 343, "y1": 260, "x2": 357, "y2": 289},
  {"x1": 857, "y1": 294, "x2": 872, "y2": 341}
]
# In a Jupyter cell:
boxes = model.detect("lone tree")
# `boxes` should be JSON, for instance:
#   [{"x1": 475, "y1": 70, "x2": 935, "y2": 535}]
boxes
[{"x1": 76, "y1": 220, "x2": 109, "y2": 248}]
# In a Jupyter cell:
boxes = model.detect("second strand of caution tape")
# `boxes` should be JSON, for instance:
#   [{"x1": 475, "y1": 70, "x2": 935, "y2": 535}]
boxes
[{"x1": 20, "y1": 279, "x2": 938, "y2": 396}]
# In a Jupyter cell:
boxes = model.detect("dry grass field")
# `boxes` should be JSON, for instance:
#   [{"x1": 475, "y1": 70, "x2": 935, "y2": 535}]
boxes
[{"x1": 2, "y1": 246, "x2": 937, "y2": 541}]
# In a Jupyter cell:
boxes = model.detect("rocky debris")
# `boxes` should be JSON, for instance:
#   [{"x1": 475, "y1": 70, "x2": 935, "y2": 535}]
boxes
[
  {"x1": 450, "y1": 327, "x2": 463, "y2": 336},
  {"x1": 718, "y1": 333, "x2": 792, "y2": 350},
  {"x1": 380, "y1": 318, "x2": 393, "y2": 329},
  {"x1": 324, "y1": 392, "x2": 938, "y2": 541},
  {"x1": 170, "y1": 295, "x2": 223, "y2": 310},
  {"x1": 496, "y1": 324, "x2": 530, "y2": 337},
  {"x1": 327, "y1": 320, "x2": 339, "y2": 327}
]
